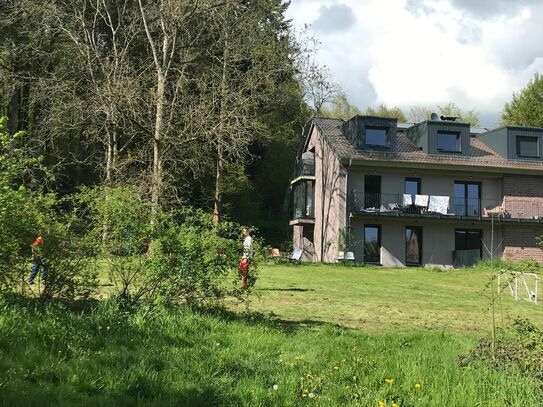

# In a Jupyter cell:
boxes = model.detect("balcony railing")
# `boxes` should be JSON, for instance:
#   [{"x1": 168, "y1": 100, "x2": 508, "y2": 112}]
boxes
[
  {"x1": 350, "y1": 191, "x2": 543, "y2": 221},
  {"x1": 294, "y1": 159, "x2": 315, "y2": 178}
]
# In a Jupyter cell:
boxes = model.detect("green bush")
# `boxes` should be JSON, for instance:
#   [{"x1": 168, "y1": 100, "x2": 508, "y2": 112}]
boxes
[
  {"x1": 464, "y1": 318, "x2": 543, "y2": 387},
  {"x1": 80, "y1": 186, "x2": 258, "y2": 306},
  {"x1": 0, "y1": 117, "x2": 98, "y2": 299}
]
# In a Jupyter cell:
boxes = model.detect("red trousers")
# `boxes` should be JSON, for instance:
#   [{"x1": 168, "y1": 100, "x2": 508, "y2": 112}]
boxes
[{"x1": 239, "y1": 258, "x2": 249, "y2": 289}]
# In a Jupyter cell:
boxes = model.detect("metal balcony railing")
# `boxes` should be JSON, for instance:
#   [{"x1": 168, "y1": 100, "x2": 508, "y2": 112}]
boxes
[
  {"x1": 350, "y1": 191, "x2": 543, "y2": 221},
  {"x1": 294, "y1": 159, "x2": 315, "y2": 178}
]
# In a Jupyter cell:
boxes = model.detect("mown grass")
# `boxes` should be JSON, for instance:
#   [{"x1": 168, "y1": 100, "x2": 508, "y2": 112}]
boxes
[
  {"x1": 1, "y1": 264, "x2": 543, "y2": 406},
  {"x1": 231, "y1": 263, "x2": 543, "y2": 334}
]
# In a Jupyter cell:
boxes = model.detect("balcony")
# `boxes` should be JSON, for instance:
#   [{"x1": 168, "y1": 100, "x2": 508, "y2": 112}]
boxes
[
  {"x1": 350, "y1": 191, "x2": 543, "y2": 223},
  {"x1": 292, "y1": 158, "x2": 315, "y2": 180}
]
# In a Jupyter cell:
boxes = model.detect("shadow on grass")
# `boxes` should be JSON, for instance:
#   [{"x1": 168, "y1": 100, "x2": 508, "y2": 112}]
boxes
[
  {"x1": 199, "y1": 304, "x2": 343, "y2": 334},
  {"x1": 256, "y1": 287, "x2": 315, "y2": 292}
]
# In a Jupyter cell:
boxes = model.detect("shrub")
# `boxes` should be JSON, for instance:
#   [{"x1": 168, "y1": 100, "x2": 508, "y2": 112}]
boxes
[
  {"x1": 463, "y1": 318, "x2": 543, "y2": 387},
  {"x1": 0, "y1": 117, "x2": 98, "y2": 299},
  {"x1": 80, "y1": 187, "x2": 258, "y2": 306}
]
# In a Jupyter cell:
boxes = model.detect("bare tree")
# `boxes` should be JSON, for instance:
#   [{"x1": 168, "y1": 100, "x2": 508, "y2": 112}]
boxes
[
  {"x1": 198, "y1": 0, "x2": 295, "y2": 225},
  {"x1": 293, "y1": 29, "x2": 339, "y2": 115}
]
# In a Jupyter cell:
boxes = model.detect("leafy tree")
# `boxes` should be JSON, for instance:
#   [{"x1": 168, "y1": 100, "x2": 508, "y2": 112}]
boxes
[
  {"x1": 407, "y1": 105, "x2": 432, "y2": 123},
  {"x1": 502, "y1": 73, "x2": 543, "y2": 127},
  {"x1": 320, "y1": 91, "x2": 361, "y2": 118},
  {"x1": 365, "y1": 104, "x2": 407, "y2": 122},
  {"x1": 438, "y1": 102, "x2": 480, "y2": 126},
  {"x1": 0, "y1": 117, "x2": 97, "y2": 299}
]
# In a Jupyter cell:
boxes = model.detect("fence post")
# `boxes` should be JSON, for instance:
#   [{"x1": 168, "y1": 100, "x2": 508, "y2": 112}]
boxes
[{"x1": 536, "y1": 276, "x2": 539, "y2": 305}]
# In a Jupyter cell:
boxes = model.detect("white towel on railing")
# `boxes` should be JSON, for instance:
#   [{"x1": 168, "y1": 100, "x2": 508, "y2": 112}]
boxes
[
  {"x1": 428, "y1": 195, "x2": 449, "y2": 214},
  {"x1": 415, "y1": 194, "x2": 429, "y2": 207},
  {"x1": 403, "y1": 194, "x2": 413, "y2": 206}
]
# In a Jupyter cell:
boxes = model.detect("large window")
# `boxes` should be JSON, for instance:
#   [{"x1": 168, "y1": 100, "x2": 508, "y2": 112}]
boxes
[
  {"x1": 364, "y1": 175, "x2": 381, "y2": 209},
  {"x1": 454, "y1": 181, "x2": 480, "y2": 216},
  {"x1": 455, "y1": 229, "x2": 482, "y2": 267},
  {"x1": 437, "y1": 131, "x2": 461, "y2": 152},
  {"x1": 405, "y1": 226, "x2": 422, "y2": 266},
  {"x1": 516, "y1": 136, "x2": 539, "y2": 158},
  {"x1": 365, "y1": 127, "x2": 388, "y2": 147},
  {"x1": 293, "y1": 181, "x2": 314, "y2": 219},
  {"x1": 363, "y1": 225, "x2": 381, "y2": 264},
  {"x1": 404, "y1": 177, "x2": 421, "y2": 199}
]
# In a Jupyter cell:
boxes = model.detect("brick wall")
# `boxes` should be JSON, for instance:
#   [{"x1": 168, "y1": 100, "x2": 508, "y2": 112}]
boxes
[
  {"x1": 503, "y1": 175, "x2": 543, "y2": 219},
  {"x1": 503, "y1": 175, "x2": 543, "y2": 197},
  {"x1": 503, "y1": 225, "x2": 543, "y2": 262}
]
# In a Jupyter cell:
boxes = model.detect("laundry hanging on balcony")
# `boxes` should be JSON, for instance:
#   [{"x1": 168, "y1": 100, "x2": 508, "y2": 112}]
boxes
[
  {"x1": 415, "y1": 194, "x2": 429, "y2": 207},
  {"x1": 403, "y1": 194, "x2": 413, "y2": 206},
  {"x1": 428, "y1": 195, "x2": 450, "y2": 214}
]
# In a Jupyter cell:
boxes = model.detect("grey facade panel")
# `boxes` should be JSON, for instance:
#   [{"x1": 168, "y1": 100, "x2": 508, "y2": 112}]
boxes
[
  {"x1": 478, "y1": 126, "x2": 543, "y2": 161},
  {"x1": 343, "y1": 116, "x2": 398, "y2": 152},
  {"x1": 427, "y1": 121, "x2": 470, "y2": 156},
  {"x1": 406, "y1": 121, "x2": 428, "y2": 152},
  {"x1": 507, "y1": 127, "x2": 543, "y2": 161},
  {"x1": 477, "y1": 127, "x2": 509, "y2": 158},
  {"x1": 406, "y1": 120, "x2": 470, "y2": 156}
]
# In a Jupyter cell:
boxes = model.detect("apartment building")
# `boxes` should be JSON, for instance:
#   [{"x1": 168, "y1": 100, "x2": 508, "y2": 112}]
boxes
[{"x1": 289, "y1": 115, "x2": 543, "y2": 267}]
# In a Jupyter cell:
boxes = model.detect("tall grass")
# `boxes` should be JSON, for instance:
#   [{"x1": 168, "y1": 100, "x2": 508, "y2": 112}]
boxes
[{"x1": 0, "y1": 294, "x2": 541, "y2": 407}]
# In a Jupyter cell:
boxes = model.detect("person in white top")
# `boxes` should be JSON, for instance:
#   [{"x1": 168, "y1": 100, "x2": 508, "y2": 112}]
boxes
[{"x1": 239, "y1": 228, "x2": 252, "y2": 289}]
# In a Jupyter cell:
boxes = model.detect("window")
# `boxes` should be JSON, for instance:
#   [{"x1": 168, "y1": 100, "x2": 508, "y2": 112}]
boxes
[
  {"x1": 405, "y1": 226, "x2": 422, "y2": 266},
  {"x1": 302, "y1": 225, "x2": 314, "y2": 243},
  {"x1": 364, "y1": 175, "x2": 381, "y2": 209},
  {"x1": 516, "y1": 136, "x2": 539, "y2": 158},
  {"x1": 404, "y1": 178, "x2": 421, "y2": 198},
  {"x1": 437, "y1": 131, "x2": 461, "y2": 152},
  {"x1": 365, "y1": 127, "x2": 388, "y2": 147},
  {"x1": 293, "y1": 181, "x2": 314, "y2": 219},
  {"x1": 454, "y1": 182, "x2": 480, "y2": 216},
  {"x1": 455, "y1": 229, "x2": 482, "y2": 267},
  {"x1": 363, "y1": 225, "x2": 381, "y2": 264}
]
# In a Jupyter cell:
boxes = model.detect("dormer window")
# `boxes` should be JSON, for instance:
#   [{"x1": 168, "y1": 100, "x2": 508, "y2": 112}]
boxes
[
  {"x1": 516, "y1": 136, "x2": 539, "y2": 158},
  {"x1": 437, "y1": 131, "x2": 461, "y2": 152},
  {"x1": 342, "y1": 115, "x2": 398, "y2": 151},
  {"x1": 365, "y1": 126, "x2": 388, "y2": 148}
]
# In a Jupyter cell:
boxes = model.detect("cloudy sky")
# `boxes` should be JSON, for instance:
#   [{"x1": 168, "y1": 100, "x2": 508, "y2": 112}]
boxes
[{"x1": 285, "y1": 0, "x2": 543, "y2": 127}]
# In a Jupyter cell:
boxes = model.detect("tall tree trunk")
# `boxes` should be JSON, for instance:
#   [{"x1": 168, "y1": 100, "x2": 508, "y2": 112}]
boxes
[
  {"x1": 105, "y1": 129, "x2": 113, "y2": 185},
  {"x1": 152, "y1": 71, "x2": 165, "y2": 207},
  {"x1": 7, "y1": 86, "x2": 20, "y2": 134},
  {"x1": 213, "y1": 147, "x2": 223, "y2": 225},
  {"x1": 105, "y1": 127, "x2": 118, "y2": 185},
  {"x1": 213, "y1": 19, "x2": 230, "y2": 226}
]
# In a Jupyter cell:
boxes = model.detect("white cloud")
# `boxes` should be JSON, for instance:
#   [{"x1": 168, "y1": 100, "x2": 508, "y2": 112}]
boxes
[{"x1": 286, "y1": 0, "x2": 543, "y2": 127}]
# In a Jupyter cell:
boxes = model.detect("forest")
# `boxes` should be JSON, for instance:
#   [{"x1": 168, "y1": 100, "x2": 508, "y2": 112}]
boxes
[{"x1": 0, "y1": 0, "x2": 325, "y2": 248}]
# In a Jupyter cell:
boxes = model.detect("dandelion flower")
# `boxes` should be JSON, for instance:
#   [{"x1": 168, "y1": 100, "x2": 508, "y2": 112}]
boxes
[
  {"x1": 415, "y1": 383, "x2": 421, "y2": 389},
  {"x1": 273, "y1": 384, "x2": 278, "y2": 391},
  {"x1": 379, "y1": 401, "x2": 385, "y2": 407},
  {"x1": 385, "y1": 378, "x2": 394, "y2": 384},
  {"x1": 351, "y1": 346, "x2": 357, "y2": 352},
  {"x1": 392, "y1": 403, "x2": 399, "y2": 407}
]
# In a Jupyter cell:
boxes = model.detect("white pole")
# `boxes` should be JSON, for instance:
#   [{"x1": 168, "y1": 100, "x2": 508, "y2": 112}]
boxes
[{"x1": 536, "y1": 276, "x2": 539, "y2": 305}]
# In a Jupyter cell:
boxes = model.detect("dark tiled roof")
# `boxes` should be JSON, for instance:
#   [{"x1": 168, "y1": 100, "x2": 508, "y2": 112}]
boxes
[{"x1": 312, "y1": 117, "x2": 543, "y2": 172}]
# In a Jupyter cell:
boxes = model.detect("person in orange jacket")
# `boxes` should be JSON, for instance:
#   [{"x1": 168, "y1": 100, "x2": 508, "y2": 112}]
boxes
[
  {"x1": 28, "y1": 236, "x2": 47, "y2": 285},
  {"x1": 239, "y1": 228, "x2": 252, "y2": 289}
]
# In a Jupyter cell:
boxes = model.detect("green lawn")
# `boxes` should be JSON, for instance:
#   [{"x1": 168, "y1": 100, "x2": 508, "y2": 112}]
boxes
[
  {"x1": 231, "y1": 264, "x2": 543, "y2": 335},
  {"x1": 1, "y1": 264, "x2": 542, "y2": 406}
]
